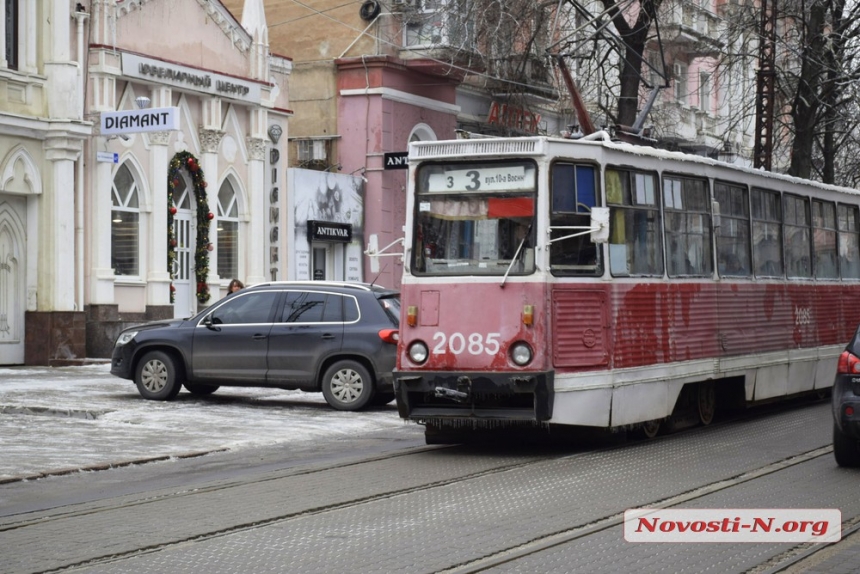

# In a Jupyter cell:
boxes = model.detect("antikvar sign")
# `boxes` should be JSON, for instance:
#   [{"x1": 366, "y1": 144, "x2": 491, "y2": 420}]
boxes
[{"x1": 100, "y1": 107, "x2": 179, "y2": 135}]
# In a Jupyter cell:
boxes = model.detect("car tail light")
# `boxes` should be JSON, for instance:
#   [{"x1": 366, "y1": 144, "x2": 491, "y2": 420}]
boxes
[
  {"x1": 379, "y1": 329, "x2": 399, "y2": 344},
  {"x1": 846, "y1": 406, "x2": 855, "y2": 417},
  {"x1": 836, "y1": 351, "x2": 860, "y2": 374}
]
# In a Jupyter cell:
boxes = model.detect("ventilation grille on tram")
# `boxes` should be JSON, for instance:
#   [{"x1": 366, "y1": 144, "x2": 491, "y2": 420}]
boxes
[{"x1": 412, "y1": 138, "x2": 545, "y2": 159}]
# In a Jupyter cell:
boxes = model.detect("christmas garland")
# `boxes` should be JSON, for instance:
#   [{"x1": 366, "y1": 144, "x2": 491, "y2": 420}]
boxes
[{"x1": 167, "y1": 151, "x2": 212, "y2": 304}]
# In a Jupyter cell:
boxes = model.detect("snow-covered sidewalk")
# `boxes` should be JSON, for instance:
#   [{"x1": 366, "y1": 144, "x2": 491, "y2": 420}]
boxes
[{"x1": 0, "y1": 364, "x2": 408, "y2": 482}]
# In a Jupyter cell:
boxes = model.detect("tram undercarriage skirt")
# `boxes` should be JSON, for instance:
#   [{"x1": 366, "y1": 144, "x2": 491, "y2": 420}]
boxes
[{"x1": 393, "y1": 370, "x2": 554, "y2": 422}]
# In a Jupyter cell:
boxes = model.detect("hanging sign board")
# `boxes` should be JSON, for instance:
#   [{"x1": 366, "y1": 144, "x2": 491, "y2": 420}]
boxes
[
  {"x1": 384, "y1": 151, "x2": 409, "y2": 170},
  {"x1": 100, "y1": 107, "x2": 179, "y2": 135}
]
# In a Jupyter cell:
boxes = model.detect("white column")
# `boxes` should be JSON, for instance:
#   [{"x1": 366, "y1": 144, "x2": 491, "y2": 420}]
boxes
[
  {"x1": 43, "y1": 137, "x2": 82, "y2": 311},
  {"x1": 199, "y1": 130, "x2": 224, "y2": 285},
  {"x1": 246, "y1": 136, "x2": 267, "y2": 286},
  {"x1": 146, "y1": 131, "x2": 172, "y2": 306},
  {"x1": 89, "y1": 146, "x2": 116, "y2": 304},
  {"x1": 88, "y1": 71, "x2": 118, "y2": 305}
]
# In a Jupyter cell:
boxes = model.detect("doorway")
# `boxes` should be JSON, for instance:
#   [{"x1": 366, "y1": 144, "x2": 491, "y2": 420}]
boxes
[
  {"x1": 0, "y1": 197, "x2": 25, "y2": 364},
  {"x1": 172, "y1": 178, "x2": 196, "y2": 318},
  {"x1": 312, "y1": 244, "x2": 333, "y2": 281}
]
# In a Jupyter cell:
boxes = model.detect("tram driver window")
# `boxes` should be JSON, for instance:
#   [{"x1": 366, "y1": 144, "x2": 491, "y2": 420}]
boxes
[
  {"x1": 663, "y1": 176, "x2": 712, "y2": 277},
  {"x1": 606, "y1": 168, "x2": 663, "y2": 276},
  {"x1": 550, "y1": 163, "x2": 601, "y2": 276}
]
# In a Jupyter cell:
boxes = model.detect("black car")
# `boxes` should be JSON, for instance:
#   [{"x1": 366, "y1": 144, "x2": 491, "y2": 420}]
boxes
[
  {"x1": 833, "y1": 326, "x2": 860, "y2": 466},
  {"x1": 110, "y1": 282, "x2": 400, "y2": 411}
]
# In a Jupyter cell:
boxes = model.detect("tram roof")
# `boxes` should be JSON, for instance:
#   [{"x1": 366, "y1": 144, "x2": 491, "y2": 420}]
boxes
[{"x1": 408, "y1": 133, "x2": 860, "y2": 197}]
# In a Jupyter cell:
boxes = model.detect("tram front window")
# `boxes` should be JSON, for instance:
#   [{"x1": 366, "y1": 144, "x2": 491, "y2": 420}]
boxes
[{"x1": 412, "y1": 161, "x2": 537, "y2": 276}]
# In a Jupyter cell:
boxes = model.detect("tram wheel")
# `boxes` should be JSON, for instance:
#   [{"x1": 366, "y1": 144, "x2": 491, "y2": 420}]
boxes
[
  {"x1": 641, "y1": 419, "x2": 661, "y2": 438},
  {"x1": 638, "y1": 419, "x2": 662, "y2": 439},
  {"x1": 697, "y1": 381, "x2": 716, "y2": 426}
]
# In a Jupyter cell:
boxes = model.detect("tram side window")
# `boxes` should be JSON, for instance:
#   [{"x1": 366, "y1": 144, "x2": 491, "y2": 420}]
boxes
[
  {"x1": 838, "y1": 204, "x2": 860, "y2": 279},
  {"x1": 663, "y1": 176, "x2": 712, "y2": 276},
  {"x1": 812, "y1": 200, "x2": 838, "y2": 279},
  {"x1": 715, "y1": 182, "x2": 751, "y2": 276},
  {"x1": 549, "y1": 163, "x2": 601, "y2": 276},
  {"x1": 606, "y1": 168, "x2": 663, "y2": 276},
  {"x1": 751, "y1": 188, "x2": 784, "y2": 277},
  {"x1": 783, "y1": 194, "x2": 811, "y2": 278}
]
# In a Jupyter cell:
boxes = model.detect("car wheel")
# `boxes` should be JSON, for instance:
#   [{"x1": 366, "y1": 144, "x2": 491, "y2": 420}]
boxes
[
  {"x1": 135, "y1": 351, "x2": 182, "y2": 401},
  {"x1": 183, "y1": 383, "x2": 220, "y2": 396},
  {"x1": 321, "y1": 360, "x2": 374, "y2": 411},
  {"x1": 833, "y1": 422, "x2": 860, "y2": 467},
  {"x1": 371, "y1": 392, "x2": 395, "y2": 406}
]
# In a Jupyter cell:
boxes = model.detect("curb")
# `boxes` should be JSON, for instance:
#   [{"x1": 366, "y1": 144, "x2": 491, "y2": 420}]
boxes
[{"x1": 0, "y1": 448, "x2": 228, "y2": 485}]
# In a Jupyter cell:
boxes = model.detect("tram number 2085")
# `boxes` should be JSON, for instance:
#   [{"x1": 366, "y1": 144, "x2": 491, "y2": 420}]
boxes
[{"x1": 432, "y1": 332, "x2": 501, "y2": 356}]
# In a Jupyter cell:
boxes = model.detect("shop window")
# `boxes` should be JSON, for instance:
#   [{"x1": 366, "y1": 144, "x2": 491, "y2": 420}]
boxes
[
  {"x1": 111, "y1": 164, "x2": 140, "y2": 277},
  {"x1": 217, "y1": 180, "x2": 240, "y2": 281}
]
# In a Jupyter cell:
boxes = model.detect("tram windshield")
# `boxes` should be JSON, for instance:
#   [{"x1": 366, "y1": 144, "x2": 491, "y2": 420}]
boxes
[{"x1": 411, "y1": 160, "x2": 537, "y2": 276}]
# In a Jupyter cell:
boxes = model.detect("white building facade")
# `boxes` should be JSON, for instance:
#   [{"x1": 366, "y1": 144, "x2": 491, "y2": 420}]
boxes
[{"x1": 0, "y1": 0, "x2": 291, "y2": 365}]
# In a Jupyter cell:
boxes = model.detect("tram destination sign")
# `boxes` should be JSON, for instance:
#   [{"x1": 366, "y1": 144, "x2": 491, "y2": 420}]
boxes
[
  {"x1": 100, "y1": 107, "x2": 179, "y2": 135},
  {"x1": 427, "y1": 165, "x2": 534, "y2": 193}
]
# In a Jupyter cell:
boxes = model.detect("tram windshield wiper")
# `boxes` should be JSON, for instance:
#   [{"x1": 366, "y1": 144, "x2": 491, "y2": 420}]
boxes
[{"x1": 501, "y1": 223, "x2": 532, "y2": 288}]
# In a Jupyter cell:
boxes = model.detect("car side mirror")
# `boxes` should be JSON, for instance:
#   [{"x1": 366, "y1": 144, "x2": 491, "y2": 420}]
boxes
[{"x1": 202, "y1": 314, "x2": 221, "y2": 331}]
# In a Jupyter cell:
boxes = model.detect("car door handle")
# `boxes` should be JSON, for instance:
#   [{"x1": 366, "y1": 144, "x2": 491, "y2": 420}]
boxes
[
  {"x1": 251, "y1": 334, "x2": 268, "y2": 340},
  {"x1": 321, "y1": 333, "x2": 336, "y2": 340}
]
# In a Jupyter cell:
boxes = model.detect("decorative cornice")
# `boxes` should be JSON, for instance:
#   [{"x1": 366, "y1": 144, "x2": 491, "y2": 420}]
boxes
[
  {"x1": 148, "y1": 131, "x2": 171, "y2": 146},
  {"x1": 199, "y1": 128, "x2": 225, "y2": 153},
  {"x1": 246, "y1": 137, "x2": 267, "y2": 161}
]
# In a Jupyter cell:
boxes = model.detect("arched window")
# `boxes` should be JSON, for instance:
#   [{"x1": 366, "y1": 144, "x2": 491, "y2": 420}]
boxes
[
  {"x1": 217, "y1": 180, "x2": 239, "y2": 280},
  {"x1": 111, "y1": 164, "x2": 140, "y2": 276}
]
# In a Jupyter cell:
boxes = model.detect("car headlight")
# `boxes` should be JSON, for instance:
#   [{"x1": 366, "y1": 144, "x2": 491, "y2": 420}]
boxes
[
  {"x1": 510, "y1": 342, "x2": 533, "y2": 366},
  {"x1": 408, "y1": 341, "x2": 428, "y2": 364},
  {"x1": 115, "y1": 331, "x2": 138, "y2": 347}
]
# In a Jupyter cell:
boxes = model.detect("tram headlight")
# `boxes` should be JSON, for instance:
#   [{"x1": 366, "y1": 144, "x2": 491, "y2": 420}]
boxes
[
  {"x1": 408, "y1": 341, "x2": 429, "y2": 364},
  {"x1": 510, "y1": 342, "x2": 533, "y2": 366}
]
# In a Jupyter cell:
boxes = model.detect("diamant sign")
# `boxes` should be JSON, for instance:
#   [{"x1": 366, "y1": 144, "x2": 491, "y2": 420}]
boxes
[{"x1": 100, "y1": 107, "x2": 179, "y2": 135}]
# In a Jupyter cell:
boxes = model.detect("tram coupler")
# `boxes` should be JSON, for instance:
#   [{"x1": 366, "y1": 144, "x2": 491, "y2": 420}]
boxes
[{"x1": 434, "y1": 387, "x2": 470, "y2": 402}]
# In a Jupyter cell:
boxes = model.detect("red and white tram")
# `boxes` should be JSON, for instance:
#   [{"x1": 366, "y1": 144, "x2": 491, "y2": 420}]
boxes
[{"x1": 391, "y1": 134, "x2": 860, "y2": 443}]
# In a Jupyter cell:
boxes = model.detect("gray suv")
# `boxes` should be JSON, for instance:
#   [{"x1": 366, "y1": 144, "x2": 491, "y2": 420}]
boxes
[{"x1": 110, "y1": 282, "x2": 400, "y2": 411}]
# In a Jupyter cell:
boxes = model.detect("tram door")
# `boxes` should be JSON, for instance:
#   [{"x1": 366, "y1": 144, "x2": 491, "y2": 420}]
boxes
[{"x1": 173, "y1": 182, "x2": 196, "y2": 319}]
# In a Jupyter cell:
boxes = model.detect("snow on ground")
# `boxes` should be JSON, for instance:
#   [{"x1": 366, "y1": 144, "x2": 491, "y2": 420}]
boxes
[{"x1": 0, "y1": 364, "x2": 409, "y2": 481}]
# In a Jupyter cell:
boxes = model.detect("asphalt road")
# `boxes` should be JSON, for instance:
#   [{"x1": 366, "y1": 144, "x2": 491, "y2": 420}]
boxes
[{"x1": 2, "y1": 366, "x2": 860, "y2": 573}]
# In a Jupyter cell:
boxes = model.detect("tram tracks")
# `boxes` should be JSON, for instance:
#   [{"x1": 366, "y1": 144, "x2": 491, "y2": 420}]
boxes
[
  {"x1": 1, "y1": 401, "x2": 839, "y2": 574},
  {"x1": 438, "y1": 446, "x2": 834, "y2": 574}
]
